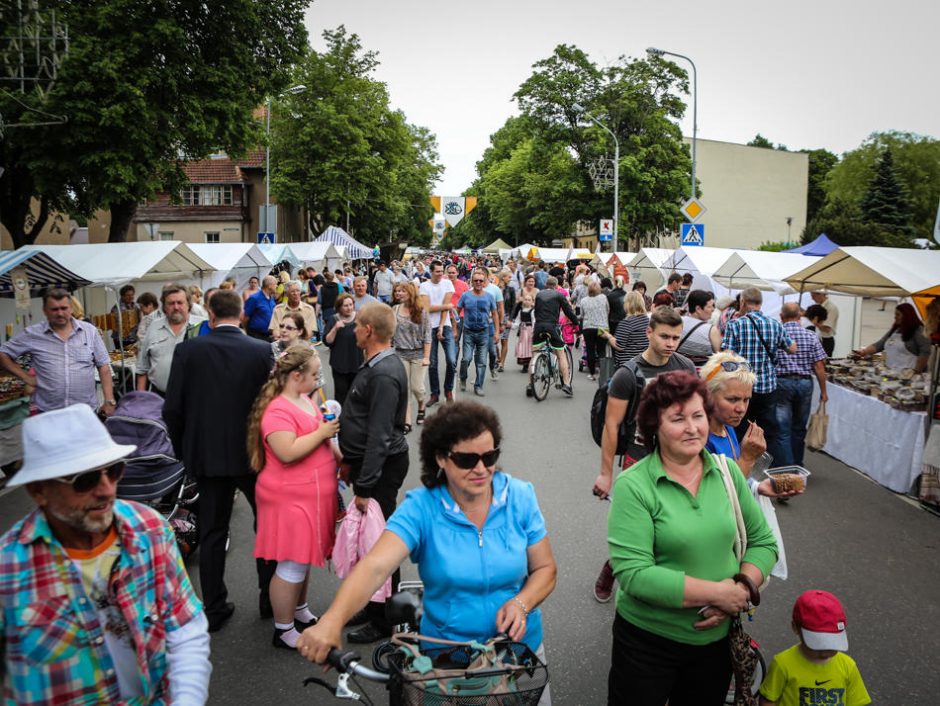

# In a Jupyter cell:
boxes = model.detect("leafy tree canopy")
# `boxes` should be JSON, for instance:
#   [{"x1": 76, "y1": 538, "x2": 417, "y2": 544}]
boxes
[
  {"x1": 270, "y1": 26, "x2": 441, "y2": 246},
  {"x1": 824, "y1": 130, "x2": 940, "y2": 240},
  {"x1": 1, "y1": 0, "x2": 309, "y2": 246},
  {"x1": 464, "y1": 45, "x2": 692, "y2": 249}
]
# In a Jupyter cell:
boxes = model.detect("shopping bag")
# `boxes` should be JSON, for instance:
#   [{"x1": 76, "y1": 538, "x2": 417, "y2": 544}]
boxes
[{"x1": 806, "y1": 401, "x2": 828, "y2": 451}]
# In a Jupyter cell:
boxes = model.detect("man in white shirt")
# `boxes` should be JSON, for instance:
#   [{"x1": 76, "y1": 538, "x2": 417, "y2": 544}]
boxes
[
  {"x1": 372, "y1": 261, "x2": 396, "y2": 304},
  {"x1": 419, "y1": 260, "x2": 456, "y2": 405}
]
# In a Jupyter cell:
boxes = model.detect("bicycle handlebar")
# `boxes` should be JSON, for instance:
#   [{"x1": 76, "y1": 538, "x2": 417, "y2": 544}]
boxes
[{"x1": 326, "y1": 648, "x2": 390, "y2": 683}]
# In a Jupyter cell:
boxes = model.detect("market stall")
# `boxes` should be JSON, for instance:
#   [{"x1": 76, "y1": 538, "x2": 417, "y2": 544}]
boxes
[
  {"x1": 664, "y1": 246, "x2": 738, "y2": 296},
  {"x1": 286, "y1": 242, "x2": 343, "y2": 272},
  {"x1": 812, "y1": 358, "x2": 928, "y2": 494},
  {"x1": 185, "y1": 243, "x2": 272, "y2": 290},
  {"x1": 713, "y1": 250, "x2": 821, "y2": 295},
  {"x1": 786, "y1": 247, "x2": 940, "y2": 494},
  {"x1": 626, "y1": 247, "x2": 674, "y2": 290},
  {"x1": 257, "y1": 243, "x2": 301, "y2": 272},
  {"x1": 0, "y1": 249, "x2": 94, "y2": 468},
  {"x1": 315, "y1": 226, "x2": 374, "y2": 260},
  {"x1": 525, "y1": 246, "x2": 570, "y2": 264}
]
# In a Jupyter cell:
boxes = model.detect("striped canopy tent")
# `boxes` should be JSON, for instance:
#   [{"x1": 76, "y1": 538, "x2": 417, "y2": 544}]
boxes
[
  {"x1": 315, "y1": 226, "x2": 373, "y2": 260},
  {"x1": 0, "y1": 249, "x2": 92, "y2": 295}
]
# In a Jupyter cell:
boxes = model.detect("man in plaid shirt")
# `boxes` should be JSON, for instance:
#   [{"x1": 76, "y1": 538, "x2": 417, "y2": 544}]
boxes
[
  {"x1": 721, "y1": 288, "x2": 796, "y2": 449},
  {"x1": 0, "y1": 405, "x2": 210, "y2": 705},
  {"x1": 772, "y1": 303, "x2": 828, "y2": 466}
]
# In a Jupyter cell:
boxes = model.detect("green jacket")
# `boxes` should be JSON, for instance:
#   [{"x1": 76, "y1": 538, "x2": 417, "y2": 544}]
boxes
[{"x1": 608, "y1": 450, "x2": 777, "y2": 645}]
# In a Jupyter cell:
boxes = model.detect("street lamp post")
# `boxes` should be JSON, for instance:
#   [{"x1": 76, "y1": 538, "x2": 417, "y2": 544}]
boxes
[
  {"x1": 647, "y1": 47, "x2": 697, "y2": 201},
  {"x1": 573, "y1": 103, "x2": 619, "y2": 254},
  {"x1": 264, "y1": 84, "x2": 306, "y2": 240}
]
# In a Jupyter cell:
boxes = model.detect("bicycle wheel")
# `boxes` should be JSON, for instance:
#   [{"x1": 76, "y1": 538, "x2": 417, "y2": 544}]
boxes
[
  {"x1": 563, "y1": 345, "x2": 574, "y2": 385},
  {"x1": 531, "y1": 353, "x2": 551, "y2": 401}
]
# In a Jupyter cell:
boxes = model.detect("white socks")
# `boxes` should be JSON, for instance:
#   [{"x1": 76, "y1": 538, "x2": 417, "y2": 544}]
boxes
[
  {"x1": 274, "y1": 622, "x2": 300, "y2": 647},
  {"x1": 295, "y1": 603, "x2": 317, "y2": 624}
]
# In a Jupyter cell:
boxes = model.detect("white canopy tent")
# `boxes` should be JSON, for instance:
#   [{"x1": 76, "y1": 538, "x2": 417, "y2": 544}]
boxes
[
  {"x1": 713, "y1": 251, "x2": 822, "y2": 295},
  {"x1": 512, "y1": 243, "x2": 536, "y2": 260},
  {"x1": 20, "y1": 241, "x2": 216, "y2": 324},
  {"x1": 287, "y1": 242, "x2": 343, "y2": 272},
  {"x1": 627, "y1": 248, "x2": 674, "y2": 289},
  {"x1": 185, "y1": 243, "x2": 272, "y2": 290},
  {"x1": 524, "y1": 246, "x2": 570, "y2": 264},
  {"x1": 256, "y1": 243, "x2": 300, "y2": 270},
  {"x1": 664, "y1": 246, "x2": 738, "y2": 294}
]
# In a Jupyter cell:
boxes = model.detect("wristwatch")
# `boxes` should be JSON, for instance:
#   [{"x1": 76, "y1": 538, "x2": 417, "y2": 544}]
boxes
[{"x1": 104, "y1": 399, "x2": 117, "y2": 406}]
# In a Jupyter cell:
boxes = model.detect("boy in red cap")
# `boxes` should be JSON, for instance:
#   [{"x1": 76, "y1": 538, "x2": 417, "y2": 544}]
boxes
[{"x1": 760, "y1": 590, "x2": 870, "y2": 706}]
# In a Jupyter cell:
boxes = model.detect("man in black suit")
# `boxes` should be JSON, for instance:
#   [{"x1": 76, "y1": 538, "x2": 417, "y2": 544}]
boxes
[{"x1": 163, "y1": 289, "x2": 274, "y2": 632}]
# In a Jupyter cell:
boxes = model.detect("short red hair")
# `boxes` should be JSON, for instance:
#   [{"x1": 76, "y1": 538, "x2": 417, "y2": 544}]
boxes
[{"x1": 635, "y1": 371, "x2": 714, "y2": 452}]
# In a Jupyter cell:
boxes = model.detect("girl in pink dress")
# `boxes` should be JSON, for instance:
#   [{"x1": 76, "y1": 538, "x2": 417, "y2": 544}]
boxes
[{"x1": 247, "y1": 347, "x2": 341, "y2": 649}]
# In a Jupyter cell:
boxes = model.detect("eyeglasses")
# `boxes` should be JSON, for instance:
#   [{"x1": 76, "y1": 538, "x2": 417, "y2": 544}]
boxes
[
  {"x1": 471, "y1": 279, "x2": 486, "y2": 284},
  {"x1": 280, "y1": 324, "x2": 298, "y2": 331},
  {"x1": 705, "y1": 360, "x2": 751, "y2": 382},
  {"x1": 53, "y1": 463, "x2": 124, "y2": 494},
  {"x1": 447, "y1": 448, "x2": 501, "y2": 469}
]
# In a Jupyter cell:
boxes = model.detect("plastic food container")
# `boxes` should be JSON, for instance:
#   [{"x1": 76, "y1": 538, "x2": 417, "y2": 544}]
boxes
[{"x1": 764, "y1": 466, "x2": 811, "y2": 492}]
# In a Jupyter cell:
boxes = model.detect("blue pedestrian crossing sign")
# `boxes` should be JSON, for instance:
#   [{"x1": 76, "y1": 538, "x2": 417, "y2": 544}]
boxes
[
  {"x1": 680, "y1": 223, "x2": 705, "y2": 246},
  {"x1": 257, "y1": 232, "x2": 275, "y2": 244}
]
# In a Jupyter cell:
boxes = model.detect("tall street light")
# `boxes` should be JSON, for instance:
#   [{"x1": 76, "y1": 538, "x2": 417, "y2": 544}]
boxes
[
  {"x1": 647, "y1": 47, "x2": 697, "y2": 201},
  {"x1": 265, "y1": 84, "x2": 306, "y2": 239},
  {"x1": 573, "y1": 103, "x2": 619, "y2": 253}
]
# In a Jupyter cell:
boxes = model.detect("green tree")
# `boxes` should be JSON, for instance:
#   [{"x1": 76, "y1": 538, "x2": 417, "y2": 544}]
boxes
[
  {"x1": 1, "y1": 0, "x2": 309, "y2": 246},
  {"x1": 747, "y1": 134, "x2": 775, "y2": 149},
  {"x1": 824, "y1": 131, "x2": 940, "y2": 239},
  {"x1": 859, "y1": 148, "x2": 913, "y2": 233},
  {"x1": 270, "y1": 27, "x2": 441, "y2": 246},
  {"x1": 802, "y1": 148, "x2": 838, "y2": 222},
  {"x1": 472, "y1": 45, "x2": 692, "y2": 250}
]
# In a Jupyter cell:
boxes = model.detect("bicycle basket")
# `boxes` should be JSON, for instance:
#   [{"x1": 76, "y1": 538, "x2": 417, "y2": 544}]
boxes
[{"x1": 387, "y1": 635, "x2": 548, "y2": 705}]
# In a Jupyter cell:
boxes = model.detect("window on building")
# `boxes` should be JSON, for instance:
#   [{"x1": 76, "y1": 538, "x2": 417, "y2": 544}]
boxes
[
  {"x1": 205, "y1": 232, "x2": 220, "y2": 243},
  {"x1": 181, "y1": 185, "x2": 233, "y2": 206},
  {"x1": 159, "y1": 231, "x2": 175, "y2": 241}
]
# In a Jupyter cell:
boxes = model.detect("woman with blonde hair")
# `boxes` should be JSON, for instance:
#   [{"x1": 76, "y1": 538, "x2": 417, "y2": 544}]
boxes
[
  {"x1": 248, "y1": 346, "x2": 341, "y2": 650},
  {"x1": 392, "y1": 281, "x2": 431, "y2": 432},
  {"x1": 604, "y1": 290, "x2": 650, "y2": 366}
]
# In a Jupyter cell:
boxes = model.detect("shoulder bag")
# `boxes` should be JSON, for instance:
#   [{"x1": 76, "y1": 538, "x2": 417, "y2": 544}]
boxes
[
  {"x1": 713, "y1": 453, "x2": 761, "y2": 706},
  {"x1": 745, "y1": 314, "x2": 776, "y2": 365}
]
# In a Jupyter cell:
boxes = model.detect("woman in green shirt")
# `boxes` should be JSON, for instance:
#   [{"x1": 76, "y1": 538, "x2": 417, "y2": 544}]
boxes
[{"x1": 607, "y1": 371, "x2": 778, "y2": 705}]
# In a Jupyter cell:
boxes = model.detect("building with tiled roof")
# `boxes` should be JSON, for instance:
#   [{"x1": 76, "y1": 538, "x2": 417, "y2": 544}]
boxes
[{"x1": 132, "y1": 149, "x2": 305, "y2": 244}]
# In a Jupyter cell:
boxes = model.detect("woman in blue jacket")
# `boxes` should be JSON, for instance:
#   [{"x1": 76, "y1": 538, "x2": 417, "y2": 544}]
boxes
[{"x1": 297, "y1": 401, "x2": 557, "y2": 673}]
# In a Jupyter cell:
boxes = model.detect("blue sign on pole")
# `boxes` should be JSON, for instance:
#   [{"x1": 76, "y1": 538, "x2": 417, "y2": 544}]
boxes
[
  {"x1": 257, "y1": 232, "x2": 275, "y2": 244},
  {"x1": 598, "y1": 234, "x2": 613, "y2": 242},
  {"x1": 680, "y1": 223, "x2": 705, "y2": 246}
]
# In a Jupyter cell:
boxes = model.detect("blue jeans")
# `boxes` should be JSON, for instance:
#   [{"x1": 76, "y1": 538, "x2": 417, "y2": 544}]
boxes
[
  {"x1": 772, "y1": 377, "x2": 814, "y2": 466},
  {"x1": 428, "y1": 325, "x2": 456, "y2": 396},
  {"x1": 488, "y1": 322, "x2": 498, "y2": 371},
  {"x1": 460, "y1": 329, "x2": 489, "y2": 390}
]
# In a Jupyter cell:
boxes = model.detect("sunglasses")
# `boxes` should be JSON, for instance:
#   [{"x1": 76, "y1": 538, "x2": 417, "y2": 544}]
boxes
[
  {"x1": 53, "y1": 463, "x2": 124, "y2": 494},
  {"x1": 447, "y1": 448, "x2": 501, "y2": 470},
  {"x1": 705, "y1": 360, "x2": 752, "y2": 382},
  {"x1": 280, "y1": 324, "x2": 298, "y2": 330},
  {"x1": 471, "y1": 279, "x2": 486, "y2": 284}
]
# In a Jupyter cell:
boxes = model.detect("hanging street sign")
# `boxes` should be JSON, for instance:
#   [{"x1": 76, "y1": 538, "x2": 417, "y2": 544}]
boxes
[{"x1": 680, "y1": 197, "x2": 706, "y2": 222}]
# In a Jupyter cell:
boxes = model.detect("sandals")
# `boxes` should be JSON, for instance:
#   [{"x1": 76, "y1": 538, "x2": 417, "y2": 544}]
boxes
[{"x1": 416, "y1": 409, "x2": 426, "y2": 425}]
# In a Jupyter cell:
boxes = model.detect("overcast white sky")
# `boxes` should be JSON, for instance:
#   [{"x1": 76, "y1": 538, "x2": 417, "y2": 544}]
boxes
[{"x1": 305, "y1": 0, "x2": 938, "y2": 196}]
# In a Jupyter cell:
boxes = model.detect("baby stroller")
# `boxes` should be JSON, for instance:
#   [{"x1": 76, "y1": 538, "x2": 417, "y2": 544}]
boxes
[{"x1": 105, "y1": 391, "x2": 199, "y2": 558}]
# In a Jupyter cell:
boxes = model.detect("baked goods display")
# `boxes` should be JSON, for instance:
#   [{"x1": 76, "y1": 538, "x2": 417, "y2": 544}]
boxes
[
  {"x1": 0, "y1": 375, "x2": 27, "y2": 405},
  {"x1": 825, "y1": 356, "x2": 930, "y2": 411},
  {"x1": 109, "y1": 345, "x2": 138, "y2": 365},
  {"x1": 769, "y1": 473, "x2": 804, "y2": 493}
]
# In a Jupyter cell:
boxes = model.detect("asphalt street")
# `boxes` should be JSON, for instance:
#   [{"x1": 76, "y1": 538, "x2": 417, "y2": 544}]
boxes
[{"x1": 1, "y1": 345, "x2": 938, "y2": 704}]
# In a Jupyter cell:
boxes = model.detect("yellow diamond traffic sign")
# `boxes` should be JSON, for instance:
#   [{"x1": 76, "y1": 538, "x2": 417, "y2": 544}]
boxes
[{"x1": 680, "y1": 197, "x2": 706, "y2": 222}]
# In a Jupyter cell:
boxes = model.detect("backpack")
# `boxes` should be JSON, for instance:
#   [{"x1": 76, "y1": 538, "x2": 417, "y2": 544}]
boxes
[{"x1": 590, "y1": 359, "x2": 646, "y2": 457}]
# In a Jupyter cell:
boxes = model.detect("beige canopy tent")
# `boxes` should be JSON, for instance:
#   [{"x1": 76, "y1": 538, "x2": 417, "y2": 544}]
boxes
[
  {"x1": 483, "y1": 238, "x2": 512, "y2": 253},
  {"x1": 626, "y1": 248, "x2": 674, "y2": 289},
  {"x1": 785, "y1": 247, "x2": 940, "y2": 298}
]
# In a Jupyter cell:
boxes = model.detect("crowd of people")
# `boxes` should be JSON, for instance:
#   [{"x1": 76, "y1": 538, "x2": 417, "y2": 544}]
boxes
[{"x1": 0, "y1": 249, "x2": 906, "y2": 705}]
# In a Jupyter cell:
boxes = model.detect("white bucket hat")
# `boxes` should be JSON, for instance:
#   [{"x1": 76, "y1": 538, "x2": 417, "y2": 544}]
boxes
[{"x1": 6, "y1": 404, "x2": 136, "y2": 489}]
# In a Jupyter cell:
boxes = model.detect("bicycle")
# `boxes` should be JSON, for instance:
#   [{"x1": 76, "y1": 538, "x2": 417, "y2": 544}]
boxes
[
  {"x1": 528, "y1": 333, "x2": 573, "y2": 402},
  {"x1": 305, "y1": 583, "x2": 549, "y2": 705}
]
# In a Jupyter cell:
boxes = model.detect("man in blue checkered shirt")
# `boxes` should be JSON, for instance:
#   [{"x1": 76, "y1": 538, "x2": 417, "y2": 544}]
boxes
[
  {"x1": 772, "y1": 303, "x2": 828, "y2": 466},
  {"x1": 721, "y1": 288, "x2": 796, "y2": 450}
]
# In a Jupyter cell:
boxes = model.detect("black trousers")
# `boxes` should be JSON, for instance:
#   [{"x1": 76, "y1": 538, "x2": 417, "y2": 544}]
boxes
[
  {"x1": 734, "y1": 389, "x2": 778, "y2": 451},
  {"x1": 351, "y1": 450, "x2": 410, "y2": 631},
  {"x1": 608, "y1": 613, "x2": 731, "y2": 706},
  {"x1": 821, "y1": 337, "x2": 834, "y2": 357},
  {"x1": 582, "y1": 329, "x2": 607, "y2": 376},
  {"x1": 197, "y1": 474, "x2": 276, "y2": 622},
  {"x1": 331, "y1": 370, "x2": 358, "y2": 409}
]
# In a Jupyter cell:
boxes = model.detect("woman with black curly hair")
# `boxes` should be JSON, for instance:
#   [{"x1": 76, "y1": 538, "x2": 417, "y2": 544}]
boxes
[{"x1": 297, "y1": 401, "x2": 557, "y2": 702}]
